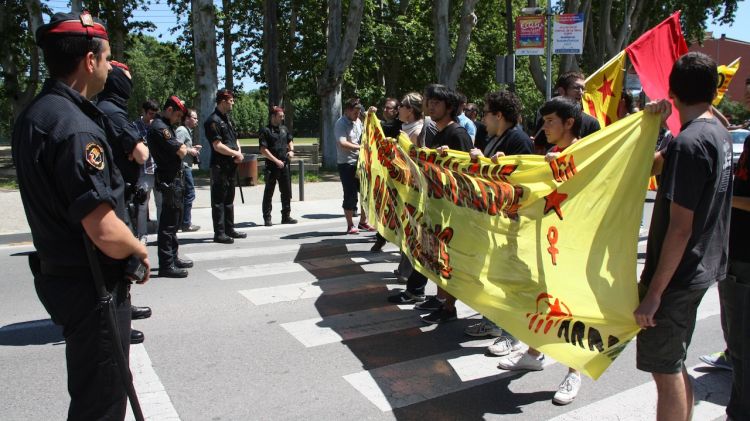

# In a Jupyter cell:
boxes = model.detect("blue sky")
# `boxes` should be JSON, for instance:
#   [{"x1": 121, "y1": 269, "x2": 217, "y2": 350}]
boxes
[{"x1": 42, "y1": 0, "x2": 750, "y2": 92}]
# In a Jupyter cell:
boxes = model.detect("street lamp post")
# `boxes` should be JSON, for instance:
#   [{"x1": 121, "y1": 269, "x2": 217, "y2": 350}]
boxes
[{"x1": 521, "y1": 6, "x2": 553, "y2": 99}]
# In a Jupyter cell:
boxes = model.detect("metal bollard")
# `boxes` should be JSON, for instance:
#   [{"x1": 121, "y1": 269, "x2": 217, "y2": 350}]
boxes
[{"x1": 298, "y1": 159, "x2": 305, "y2": 201}]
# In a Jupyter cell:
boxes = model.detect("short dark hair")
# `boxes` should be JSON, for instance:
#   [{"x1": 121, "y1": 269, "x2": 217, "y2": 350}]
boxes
[
  {"x1": 142, "y1": 99, "x2": 159, "y2": 112},
  {"x1": 40, "y1": 36, "x2": 105, "y2": 79},
  {"x1": 425, "y1": 84, "x2": 460, "y2": 120},
  {"x1": 539, "y1": 96, "x2": 583, "y2": 137},
  {"x1": 669, "y1": 52, "x2": 717, "y2": 105},
  {"x1": 485, "y1": 91, "x2": 523, "y2": 124},
  {"x1": 343, "y1": 98, "x2": 362, "y2": 111},
  {"x1": 456, "y1": 92, "x2": 468, "y2": 105},
  {"x1": 554, "y1": 71, "x2": 586, "y2": 91}
]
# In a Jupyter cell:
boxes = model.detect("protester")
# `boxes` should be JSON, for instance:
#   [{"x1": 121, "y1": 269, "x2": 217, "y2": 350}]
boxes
[
  {"x1": 464, "y1": 90, "x2": 533, "y2": 352},
  {"x1": 206, "y1": 89, "x2": 247, "y2": 244},
  {"x1": 335, "y1": 98, "x2": 375, "y2": 234},
  {"x1": 260, "y1": 106, "x2": 298, "y2": 226},
  {"x1": 533, "y1": 71, "x2": 600, "y2": 154},
  {"x1": 381, "y1": 97, "x2": 402, "y2": 139},
  {"x1": 398, "y1": 92, "x2": 424, "y2": 143},
  {"x1": 465, "y1": 102, "x2": 488, "y2": 150},
  {"x1": 133, "y1": 99, "x2": 159, "y2": 243},
  {"x1": 175, "y1": 108, "x2": 202, "y2": 232},
  {"x1": 12, "y1": 12, "x2": 150, "y2": 418},
  {"x1": 495, "y1": 97, "x2": 585, "y2": 406},
  {"x1": 456, "y1": 92, "x2": 477, "y2": 143},
  {"x1": 149, "y1": 96, "x2": 193, "y2": 278},
  {"x1": 635, "y1": 52, "x2": 733, "y2": 421}
]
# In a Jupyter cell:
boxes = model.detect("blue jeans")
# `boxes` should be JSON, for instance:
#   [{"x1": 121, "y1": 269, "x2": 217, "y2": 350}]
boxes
[{"x1": 182, "y1": 167, "x2": 196, "y2": 227}]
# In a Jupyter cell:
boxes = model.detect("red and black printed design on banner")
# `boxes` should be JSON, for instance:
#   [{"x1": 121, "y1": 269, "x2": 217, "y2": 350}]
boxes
[
  {"x1": 400, "y1": 204, "x2": 454, "y2": 279},
  {"x1": 526, "y1": 293, "x2": 628, "y2": 361},
  {"x1": 544, "y1": 154, "x2": 578, "y2": 265}
]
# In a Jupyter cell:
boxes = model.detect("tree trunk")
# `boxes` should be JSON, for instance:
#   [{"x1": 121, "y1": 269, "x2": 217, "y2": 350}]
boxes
[
  {"x1": 264, "y1": 0, "x2": 280, "y2": 109},
  {"x1": 109, "y1": 1, "x2": 126, "y2": 60},
  {"x1": 1, "y1": 0, "x2": 42, "y2": 123},
  {"x1": 526, "y1": 0, "x2": 546, "y2": 96},
  {"x1": 222, "y1": 0, "x2": 233, "y2": 92},
  {"x1": 318, "y1": 0, "x2": 364, "y2": 169},
  {"x1": 433, "y1": 0, "x2": 478, "y2": 89},
  {"x1": 192, "y1": 0, "x2": 219, "y2": 169},
  {"x1": 280, "y1": 0, "x2": 298, "y2": 134},
  {"x1": 71, "y1": 0, "x2": 82, "y2": 13}
]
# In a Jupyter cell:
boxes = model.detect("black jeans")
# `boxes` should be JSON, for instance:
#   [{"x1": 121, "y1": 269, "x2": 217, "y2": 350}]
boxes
[
  {"x1": 33, "y1": 260, "x2": 131, "y2": 420},
  {"x1": 719, "y1": 259, "x2": 750, "y2": 421},
  {"x1": 406, "y1": 270, "x2": 428, "y2": 295},
  {"x1": 157, "y1": 174, "x2": 184, "y2": 268},
  {"x1": 338, "y1": 163, "x2": 359, "y2": 211},
  {"x1": 262, "y1": 163, "x2": 291, "y2": 220},
  {"x1": 211, "y1": 165, "x2": 237, "y2": 236}
]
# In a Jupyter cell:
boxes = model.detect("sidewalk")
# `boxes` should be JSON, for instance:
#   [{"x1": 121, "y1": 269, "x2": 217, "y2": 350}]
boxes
[{"x1": 0, "y1": 180, "x2": 349, "y2": 243}]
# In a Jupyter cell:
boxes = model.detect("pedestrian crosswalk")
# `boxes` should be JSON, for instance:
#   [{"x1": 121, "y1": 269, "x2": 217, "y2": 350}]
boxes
[{"x1": 132, "y1": 219, "x2": 730, "y2": 420}]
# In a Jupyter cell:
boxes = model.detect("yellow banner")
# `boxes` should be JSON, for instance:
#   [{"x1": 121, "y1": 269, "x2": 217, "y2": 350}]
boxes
[
  {"x1": 359, "y1": 111, "x2": 660, "y2": 379},
  {"x1": 713, "y1": 57, "x2": 740, "y2": 106},
  {"x1": 583, "y1": 51, "x2": 626, "y2": 127}
]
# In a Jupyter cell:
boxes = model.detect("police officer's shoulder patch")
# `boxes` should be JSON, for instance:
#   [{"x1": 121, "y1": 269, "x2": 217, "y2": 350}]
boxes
[
  {"x1": 85, "y1": 142, "x2": 105, "y2": 170},
  {"x1": 162, "y1": 128, "x2": 172, "y2": 140}
]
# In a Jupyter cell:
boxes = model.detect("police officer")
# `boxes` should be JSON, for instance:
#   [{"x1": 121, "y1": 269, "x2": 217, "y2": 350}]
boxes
[
  {"x1": 205, "y1": 89, "x2": 247, "y2": 243},
  {"x1": 148, "y1": 96, "x2": 193, "y2": 278},
  {"x1": 260, "y1": 106, "x2": 298, "y2": 226},
  {"x1": 97, "y1": 60, "x2": 153, "y2": 344},
  {"x1": 12, "y1": 12, "x2": 150, "y2": 419}
]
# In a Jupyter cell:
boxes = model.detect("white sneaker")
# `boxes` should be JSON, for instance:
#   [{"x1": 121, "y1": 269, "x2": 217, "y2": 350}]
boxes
[
  {"x1": 553, "y1": 372, "x2": 581, "y2": 405},
  {"x1": 464, "y1": 321, "x2": 503, "y2": 337},
  {"x1": 497, "y1": 352, "x2": 544, "y2": 371},
  {"x1": 487, "y1": 336, "x2": 523, "y2": 356}
]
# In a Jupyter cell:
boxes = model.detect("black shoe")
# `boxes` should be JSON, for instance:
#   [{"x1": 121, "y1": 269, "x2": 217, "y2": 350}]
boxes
[
  {"x1": 281, "y1": 217, "x2": 298, "y2": 224},
  {"x1": 158, "y1": 266, "x2": 188, "y2": 278},
  {"x1": 414, "y1": 296, "x2": 445, "y2": 311},
  {"x1": 421, "y1": 306, "x2": 458, "y2": 324},
  {"x1": 181, "y1": 224, "x2": 201, "y2": 232},
  {"x1": 371, "y1": 236, "x2": 387, "y2": 252},
  {"x1": 214, "y1": 234, "x2": 234, "y2": 244},
  {"x1": 227, "y1": 231, "x2": 247, "y2": 239},
  {"x1": 175, "y1": 257, "x2": 193, "y2": 268},
  {"x1": 387, "y1": 291, "x2": 426, "y2": 304},
  {"x1": 130, "y1": 329, "x2": 144, "y2": 344},
  {"x1": 131, "y1": 306, "x2": 152, "y2": 320},
  {"x1": 264, "y1": 219, "x2": 273, "y2": 227}
]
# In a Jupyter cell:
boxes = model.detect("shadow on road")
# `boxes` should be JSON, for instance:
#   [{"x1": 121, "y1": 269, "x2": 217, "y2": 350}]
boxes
[{"x1": 0, "y1": 319, "x2": 63, "y2": 346}]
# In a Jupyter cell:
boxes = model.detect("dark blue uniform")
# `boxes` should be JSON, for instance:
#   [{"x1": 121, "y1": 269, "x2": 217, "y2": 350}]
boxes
[
  {"x1": 205, "y1": 108, "x2": 241, "y2": 237},
  {"x1": 147, "y1": 115, "x2": 185, "y2": 270},
  {"x1": 259, "y1": 123, "x2": 293, "y2": 222},
  {"x1": 12, "y1": 78, "x2": 132, "y2": 420}
]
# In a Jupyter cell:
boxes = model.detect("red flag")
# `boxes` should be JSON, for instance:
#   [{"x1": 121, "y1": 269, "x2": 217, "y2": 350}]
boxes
[{"x1": 626, "y1": 11, "x2": 688, "y2": 135}]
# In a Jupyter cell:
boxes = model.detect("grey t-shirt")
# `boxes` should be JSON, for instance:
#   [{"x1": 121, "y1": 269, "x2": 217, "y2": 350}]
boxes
[
  {"x1": 175, "y1": 125, "x2": 195, "y2": 167},
  {"x1": 641, "y1": 117, "x2": 733, "y2": 290},
  {"x1": 334, "y1": 116, "x2": 362, "y2": 165}
]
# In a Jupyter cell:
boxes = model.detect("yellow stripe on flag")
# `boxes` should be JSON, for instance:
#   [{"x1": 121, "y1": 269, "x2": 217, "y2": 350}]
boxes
[
  {"x1": 359, "y1": 111, "x2": 660, "y2": 379},
  {"x1": 583, "y1": 51, "x2": 626, "y2": 127},
  {"x1": 713, "y1": 57, "x2": 740, "y2": 106}
]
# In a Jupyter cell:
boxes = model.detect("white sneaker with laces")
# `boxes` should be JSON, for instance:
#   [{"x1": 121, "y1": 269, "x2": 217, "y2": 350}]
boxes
[
  {"x1": 464, "y1": 321, "x2": 503, "y2": 337},
  {"x1": 487, "y1": 336, "x2": 523, "y2": 356},
  {"x1": 497, "y1": 352, "x2": 544, "y2": 371},
  {"x1": 553, "y1": 372, "x2": 581, "y2": 405}
]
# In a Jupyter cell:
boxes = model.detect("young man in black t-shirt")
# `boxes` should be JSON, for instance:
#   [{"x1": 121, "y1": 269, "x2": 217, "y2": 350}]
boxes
[{"x1": 637, "y1": 52, "x2": 733, "y2": 421}]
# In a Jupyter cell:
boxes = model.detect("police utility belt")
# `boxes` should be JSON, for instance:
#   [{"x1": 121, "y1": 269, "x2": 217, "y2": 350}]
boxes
[{"x1": 155, "y1": 170, "x2": 184, "y2": 190}]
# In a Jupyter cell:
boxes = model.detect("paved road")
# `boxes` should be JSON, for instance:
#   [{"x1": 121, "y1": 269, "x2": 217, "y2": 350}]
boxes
[{"x1": 0, "y1": 196, "x2": 732, "y2": 420}]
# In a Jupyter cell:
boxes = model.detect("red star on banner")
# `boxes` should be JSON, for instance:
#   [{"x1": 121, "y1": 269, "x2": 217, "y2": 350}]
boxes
[
  {"x1": 597, "y1": 75, "x2": 614, "y2": 100},
  {"x1": 544, "y1": 189, "x2": 568, "y2": 220}
]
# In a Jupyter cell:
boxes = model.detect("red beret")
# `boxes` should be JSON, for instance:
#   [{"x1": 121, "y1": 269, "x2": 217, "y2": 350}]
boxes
[
  {"x1": 36, "y1": 11, "x2": 108, "y2": 45},
  {"x1": 169, "y1": 95, "x2": 187, "y2": 114},
  {"x1": 110, "y1": 61, "x2": 129, "y2": 71},
  {"x1": 216, "y1": 89, "x2": 234, "y2": 103}
]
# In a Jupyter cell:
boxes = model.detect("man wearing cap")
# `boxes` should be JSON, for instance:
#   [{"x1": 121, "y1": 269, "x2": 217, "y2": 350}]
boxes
[
  {"x1": 148, "y1": 96, "x2": 193, "y2": 278},
  {"x1": 260, "y1": 106, "x2": 297, "y2": 226},
  {"x1": 97, "y1": 60, "x2": 153, "y2": 345},
  {"x1": 12, "y1": 12, "x2": 150, "y2": 419},
  {"x1": 205, "y1": 89, "x2": 246, "y2": 243}
]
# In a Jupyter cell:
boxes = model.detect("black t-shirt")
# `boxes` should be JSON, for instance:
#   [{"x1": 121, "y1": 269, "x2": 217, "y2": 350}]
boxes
[
  {"x1": 381, "y1": 118, "x2": 402, "y2": 139},
  {"x1": 533, "y1": 112, "x2": 601, "y2": 150},
  {"x1": 148, "y1": 115, "x2": 183, "y2": 180},
  {"x1": 205, "y1": 108, "x2": 239, "y2": 168},
  {"x1": 259, "y1": 124, "x2": 292, "y2": 163},
  {"x1": 642, "y1": 118, "x2": 733, "y2": 290},
  {"x1": 483, "y1": 125, "x2": 533, "y2": 157},
  {"x1": 12, "y1": 79, "x2": 126, "y2": 266},
  {"x1": 474, "y1": 120, "x2": 488, "y2": 151},
  {"x1": 730, "y1": 135, "x2": 750, "y2": 262},
  {"x1": 431, "y1": 122, "x2": 473, "y2": 152}
]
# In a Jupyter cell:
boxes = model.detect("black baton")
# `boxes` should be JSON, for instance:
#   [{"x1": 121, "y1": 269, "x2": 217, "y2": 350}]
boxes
[{"x1": 82, "y1": 236, "x2": 145, "y2": 421}]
